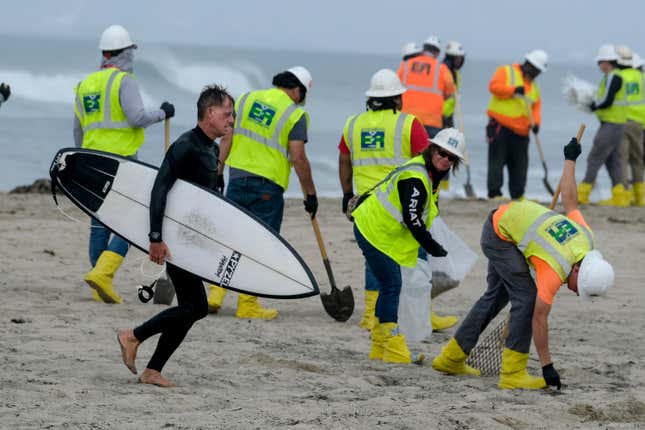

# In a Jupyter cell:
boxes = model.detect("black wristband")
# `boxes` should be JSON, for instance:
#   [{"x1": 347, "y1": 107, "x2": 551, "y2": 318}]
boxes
[{"x1": 148, "y1": 231, "x2": 162, "y2": 243}]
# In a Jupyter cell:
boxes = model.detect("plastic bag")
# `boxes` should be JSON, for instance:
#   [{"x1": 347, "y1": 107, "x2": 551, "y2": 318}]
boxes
[
  {"x1": 427, "y1": 216, "x2": 478, "y2": 282},
  {"x1": 562, "y1": 74, "x2": 595, "y2": 113},
  {"x1": 398, "y1": 258, "x2": 432, "y2": 344}
]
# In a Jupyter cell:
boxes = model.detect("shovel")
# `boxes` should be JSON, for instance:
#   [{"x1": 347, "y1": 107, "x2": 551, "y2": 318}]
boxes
[
  {"x1": 305, "y1": 206, "x2": 354, "y2": 322},
  {"x1": 454, "y1": 94, "x2": 476, "y2": 198},
  {"x1": 152, "y1": 118, "x2": 176, "y2": 305},
  {"x1": 525, "y1": 97, "x2": 554, "y2": 195}
]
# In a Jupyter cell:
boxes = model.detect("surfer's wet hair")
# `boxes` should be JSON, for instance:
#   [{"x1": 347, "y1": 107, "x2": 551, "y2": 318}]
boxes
[{"x1": 197, "y1": 85, "x2": 234, "y2": 120}]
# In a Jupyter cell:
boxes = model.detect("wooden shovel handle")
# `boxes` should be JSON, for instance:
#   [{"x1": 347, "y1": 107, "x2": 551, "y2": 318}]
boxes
[
  {"x1": 549, "y1": 124, "x2": 586, "y2": 210},
  {"x1": 164, "y1": 118, "x2": 170, "y2": 152}
]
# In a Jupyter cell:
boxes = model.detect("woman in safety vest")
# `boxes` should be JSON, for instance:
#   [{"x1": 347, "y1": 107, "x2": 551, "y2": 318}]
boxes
[{"x1": 350, "y1": 127, "x2": 466, "y2": 364}]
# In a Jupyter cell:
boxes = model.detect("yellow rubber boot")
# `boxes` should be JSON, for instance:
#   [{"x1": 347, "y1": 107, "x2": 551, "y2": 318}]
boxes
[
  {"x1": 236, "y1": 294, "x2": 278, "y2": 320},
  {"x1": 498, "y1": 347, "x2": 547, "y2": 389},
  {"x1": 359, "y1": 290, "x2": 379, "y2": 330},
  {"x1": 431, "y1": 310, "x2": 458, "y2": 331},
  {"x1": 432, "y1": 337, "x2": 480, "y2": 376},
  {"x1": 577, "y1": 182, "x2": 593, "y2": 204},
  {"x1": 381, "y1": 322, "x2": 424, "y2": 365},
  {"x1": 207, "y1": 285, "x2": 227, "y2": 313},
  {"x1": 368, "y1": 319, "x2": 384, "y2": 360},
  {"x1": 84, "y1": 250, "x2": 123, "y2": 304},
  {"x1": 634, "y1": 182, "x2": 645, "y2": 207},
  {"x1": 439, "y1": 179, "x2": 450, "y2": 191},
  {"x1": 599, "y1": 184, "x2": 631, "y2": 207},
  {"x1": 91, "y1": 290, "x2": 103, "y2": 302}
]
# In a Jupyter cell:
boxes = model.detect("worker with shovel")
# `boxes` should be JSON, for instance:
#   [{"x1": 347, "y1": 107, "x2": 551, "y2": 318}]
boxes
[
  {"x1": 338, "y1": 69, "x2": 459, "y2": 332},
  {"x1": 486, "y1": 50, "x2": 548, "y2": 200},
  {"x1": 206, "y1": 66, "x2": 318, "y2": 319},
  {"x1": 351, "y1": 128, "x2": 466, "y2": 364},
  {"x1": 433, "y1": 137, "x2": 615, "y2": 389}
]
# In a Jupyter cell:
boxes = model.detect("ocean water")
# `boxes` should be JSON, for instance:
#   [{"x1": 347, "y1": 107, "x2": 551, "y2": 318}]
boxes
[{"x1": 0, "y1": 34, "x2": 616, "y2": 201}]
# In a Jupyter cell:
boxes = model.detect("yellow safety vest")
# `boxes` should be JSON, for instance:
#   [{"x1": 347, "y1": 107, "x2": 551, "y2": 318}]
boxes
[
  {"x1": 226, "y1": 88, "x2": 309, "y2": 190},
  {"x1": 343, "y1": 110, "x2": 415, "y2": 194},
  {"x1": 595, "y1": 71, "x2": 627, "y2": 124},
  {"x1": 487, "y1": 64, "x2": 540, "y2": 123},
  {"x1": 353, "y1": 156, "x2": 439, "y2": 267},
  {"x1": 74, "y1": 68, "x2": 144, "y2": 156},
  {"x1": 621, "y1": 68, "x2": 645, "y2": 124},
  {"x1": 443, "y1": 69, "x2": 461, "y2": 117},
  {"x1": 496, "y1": 201, "x2": 594, "y2": 281}
]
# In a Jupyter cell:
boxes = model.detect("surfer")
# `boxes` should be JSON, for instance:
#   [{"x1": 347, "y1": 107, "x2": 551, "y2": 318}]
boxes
[
  {"x1": 117, "y1": 84, "x2": 234, "y2": 387},
  {"x1": 205, "y1": 66, "x2": 318, "y2": 319},
  {"x1": 74, "y1": 25, "x2": 175, "y2": 304}
]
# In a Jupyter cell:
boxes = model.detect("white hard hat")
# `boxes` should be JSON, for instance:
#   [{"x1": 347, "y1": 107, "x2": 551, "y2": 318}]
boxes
[
  {"x1": 402, "y1": 42, "x2": 422, "y2": 57},
  {"x1": 445, "y1": 40, "x2": 465, "y2": 56},
  {"x1": 596, "y1": 44, "x2": 618, "y2": 62},
  {"x1": 632, "y1": 52, "x2": 644, "y2": 68},
  {"x1": 577, "y1": 250, "x2": 614, "y2": 299},
  {"x1": 287, "y1": 66, "x2": 313, "y2": 90},
  {"x1": 424, "y1": 35, "x2": 441, "y2": 50},
  {"x1": 365, "y1": 68, "x2": 406, "y2": 97},
  {"x1": 524, "y1": 49, "x2": 548, "y2": 72},
  {"x1": 99, "y1": 25, "x2": 136, "y2": 51},
  {"x1": 430, "y1": 128, "x2": 466, "y2": 161},
  {"x1": 616, "y1": 45, "x2": 633, "y2": 66}
]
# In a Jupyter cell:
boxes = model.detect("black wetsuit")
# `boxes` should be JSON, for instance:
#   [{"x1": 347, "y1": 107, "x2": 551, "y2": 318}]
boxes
[{"x1": 133, "y1": 125, "x2": 219, "y2": 372}]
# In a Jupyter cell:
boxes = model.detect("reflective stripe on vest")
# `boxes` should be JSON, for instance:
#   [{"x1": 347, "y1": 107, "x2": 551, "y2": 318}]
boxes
[
  {"x1": 517, "y1": 210, "x2": 595, "y2": 276},
  {"x1": 233, "y1": 92, "x2": 298, "y2": 159},
  {"x1": 373, "y1": 163, "x2": 430, "y2": 224},
  {"x1": 346, "y1": 113, "x2": 410, "y2": 167},
  {"x1": 79, "y1": 70, "x2": 130, "y2": 131},
  {"x1": 596, "y1": 72, "x2": 627, "y2": 124},
  {"x1": 401, "y1": 59, "x2": 442, "y2": 94},
  {"x1": 621, "y1": 68, "x2": 645, "y2": 123},
  {"x1": 487, "y1": 65, "x2": 540, "y2": 130}
]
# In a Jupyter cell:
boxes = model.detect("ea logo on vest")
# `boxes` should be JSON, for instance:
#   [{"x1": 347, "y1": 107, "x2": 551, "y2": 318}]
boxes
[
  {"x1": 248, "y1": 101, "x2": 277, "y2": 127},
  {"x1": 83, "y1": 93, "x2": 101, "y2": 114},
  {"x1": 360, "y1": 129, "x2": 385, "y2": 151},
  {"x1": 546, "y1": 220, "x2": 578, "y2": 245}
]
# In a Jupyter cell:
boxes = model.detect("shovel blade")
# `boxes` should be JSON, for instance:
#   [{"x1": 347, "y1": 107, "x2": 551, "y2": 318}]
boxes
[
  {"x1": 464, "y1": 183, "x2": 476, "y2": 199},
  {"x1": 320, "y1": 285, "x2": 354, "y2": 322}
]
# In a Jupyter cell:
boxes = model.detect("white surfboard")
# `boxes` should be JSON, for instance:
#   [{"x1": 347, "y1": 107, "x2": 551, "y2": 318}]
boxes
[{"x1": 50, "y1": 148, "x2": 318, "y2": 299}]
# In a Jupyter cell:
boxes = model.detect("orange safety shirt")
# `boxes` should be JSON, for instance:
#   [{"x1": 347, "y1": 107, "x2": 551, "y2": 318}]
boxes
[
  {"x1": 493, "y1": 204, "x2": 589, "y2": 305},
  {"x1": 397, "y1": 54, "x2": 455, "y2": 128},
  {"x1": 487, "y1": 63, "x2": 541, "y2": 136}
]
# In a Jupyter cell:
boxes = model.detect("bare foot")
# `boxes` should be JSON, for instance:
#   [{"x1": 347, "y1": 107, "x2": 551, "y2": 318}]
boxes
[
  {"x1": 117, "y1": 330, "x2": 140, "y2": 375},
  {"x1": 139, "y1": 368, "x2": 176, "y2": 387}
]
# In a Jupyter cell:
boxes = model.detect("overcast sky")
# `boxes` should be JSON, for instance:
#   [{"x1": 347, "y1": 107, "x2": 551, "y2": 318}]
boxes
[{"x1": 3, "y1": 0, "x2": 645, "y2": 62}]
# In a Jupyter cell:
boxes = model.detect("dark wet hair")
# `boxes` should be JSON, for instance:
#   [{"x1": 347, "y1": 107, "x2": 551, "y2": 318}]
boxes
[
  {"x1": 272, "y1": 71, "x2": 307, "y2": 102},
  {"x1": 366, "y1": 96, "x2": 401, "y2": 113},
  {"x1": 423, "y1": 45, "x2": 440, "y2": 56},
  {"x1": 197, "y1": 84, "x2": 234, "y2": 120}
]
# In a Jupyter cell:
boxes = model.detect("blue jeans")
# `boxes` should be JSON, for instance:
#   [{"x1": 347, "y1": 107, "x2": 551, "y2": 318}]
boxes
[
  {"x1": 366, "y1": 247, "x2": 425, "y2": 292},
  {"x1": 226, "y1": 177, "x2": 284, "y2": 233},
  {"x1": 89, "y1": 218, "x2": 129, "y2": 266},
  {"x1": 354, "y1": 224, "x2": 402, "y2": 324}
]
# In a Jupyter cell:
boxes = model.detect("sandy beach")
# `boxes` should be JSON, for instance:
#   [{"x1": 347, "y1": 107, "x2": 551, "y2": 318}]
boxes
[{"x1": 1, "y1": 190, "x2": 645, "y2": 429}]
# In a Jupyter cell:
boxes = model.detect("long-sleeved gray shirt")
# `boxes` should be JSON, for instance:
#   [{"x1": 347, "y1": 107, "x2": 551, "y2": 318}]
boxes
[{"x1": 73, "y1": 49, "x2": 165, "y2": 147}]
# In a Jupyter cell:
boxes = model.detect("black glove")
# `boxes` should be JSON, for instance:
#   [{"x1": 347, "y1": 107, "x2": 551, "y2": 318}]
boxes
[
  {"x1": 304, "y1": 194, "x2": 318, "y2": 219},
  {"x1": 425, "y1": 237, "x2": 448, "y2": 257},
  {"x1": 215, "y1": 174, "x2": 225, "y2": 194},
  {"x1": 589, "y1": 101, "x2": 597, "y2": 112},
  {"x1": 542, "y1": 363, "x2": 561, "y2": 390},
  {"x1": 160, "y1": 101, "x2": 175, "y2": 119},
  {"x1": 0, "y1": 83, "x2": 10, "y2": 101},
  {"x1": 564, "y1": 137, "x2": 582, "y2": 161},
  {"x1": 532, "y1": 124, "x2": 539, "y2": 135},
  {"x1": 514, "y1": 86, "x2": 525, "y2": 95},
  {"x1": 342, "y1": 192, "x2": 354, "y2": 214}
]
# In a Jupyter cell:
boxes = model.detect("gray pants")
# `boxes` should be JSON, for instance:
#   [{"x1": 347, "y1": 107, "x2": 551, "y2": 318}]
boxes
[
  {"x1": 454, "y1": 212, "x2": 537, "y2": 355},
  {"x1": 583, "y1": 122, "x2": 624, "y2": 186},
  {"x1": 620, "y1": 120, "x2": 644, "y2": 185}
]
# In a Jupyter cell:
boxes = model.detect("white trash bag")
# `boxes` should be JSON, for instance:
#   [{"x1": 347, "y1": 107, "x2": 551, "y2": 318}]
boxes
[
  {"x1": 427, "y1": 216, "x2": 478, "y2": 287},
  {"x1": 398, "y1": 258, "x2": 433, "y2": 344},
  {"x1": 562, "y1": 74, "x2": 595, "y2": 113}
]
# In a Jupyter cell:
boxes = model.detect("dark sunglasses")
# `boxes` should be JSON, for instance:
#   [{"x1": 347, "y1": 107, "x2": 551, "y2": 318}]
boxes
[{"x1": 436, "y1": 148, "x2": 458, "y2": 162}]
